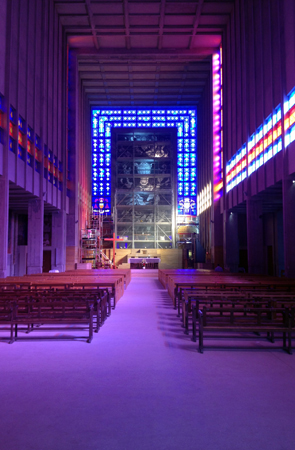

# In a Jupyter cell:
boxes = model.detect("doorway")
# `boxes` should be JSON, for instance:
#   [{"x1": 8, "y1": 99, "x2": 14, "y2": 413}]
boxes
[{"x1": 43, "y1": 250, "x2": 51, "y2": 273}]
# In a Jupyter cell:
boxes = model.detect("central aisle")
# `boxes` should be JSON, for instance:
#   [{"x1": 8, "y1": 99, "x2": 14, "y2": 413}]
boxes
[{"x1": 0, "y1": 275, "x2": 295, "y2": 450}]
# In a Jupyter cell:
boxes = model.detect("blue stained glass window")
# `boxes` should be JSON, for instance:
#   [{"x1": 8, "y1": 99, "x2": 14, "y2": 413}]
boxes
[
  {"x1": 18, "y1": 116, "x2": 26, "y2": 133},
  {"x1": 184, "y1": 183, "x2": 190, "y2": 196},
  {"x1": 177, "y1": 154, "x2": 184, "y2": 166},
  {"x1": 27, "y1": 126, "x2": 33, "y2": 141},
  {"x1": 10, "y1": 106, "x2": 16, "y2": 123},
  {"x1": 191, "y1": 183, "x2": 197, "y2": 196},
  {"x1": 178, "y1": 168, "x2": 183, "y2": 181},
  {"x1": 91, "y1": 108, "x2": 197, "y2": 215},
  {"x1": 9, "y1": 137, "x2": 16, "y2": 153},
  {"x1": 26, "y1": 152, "x2": 33, "y2": 166}
]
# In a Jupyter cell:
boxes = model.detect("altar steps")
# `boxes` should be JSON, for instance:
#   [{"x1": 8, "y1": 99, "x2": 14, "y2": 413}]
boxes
[
  {"x1": 118, "y1": 263, "x2": 130, "y2": 269},
  {"x1": 130, "y1": 269, "x2": 158, "y2": 277}
]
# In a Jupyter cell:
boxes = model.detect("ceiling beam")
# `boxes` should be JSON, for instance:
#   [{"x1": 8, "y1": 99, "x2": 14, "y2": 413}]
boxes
[
  {"x1": 84, "y1": 0, "x2": 99, "y2": 49},
  {"x1": 78, "y1": 62, "x2": 211, "y2": 70},
  {"x1": 79, "y1": 71, "x2": 209, "y2": 78},
  {"x1": 87, "y1": 94, "x2": 201, "y2": 100},
  {"x1": 73, "y1": 47, "x2": 216, "y2": 58},
  {"x1": 158, "y1": 0, "x2": 166, "y2": 50},
  {"x1": 123, "y1": 0, "x2": 131, "y2": 49},
  {"x1": 189, "y1": 0, "x2": 205, "y2": 49},
  {"x1": 82, "y1": 79, "x2": 207, "y2": 86}
]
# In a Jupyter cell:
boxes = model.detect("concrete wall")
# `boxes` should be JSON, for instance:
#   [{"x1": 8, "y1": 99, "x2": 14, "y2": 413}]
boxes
[
  {"x1": 219, "y1": 0, "x2": 295, "y2": 276},
  {"x1": 0, "y1": 0, "x2": 67, "y2": 276},
  {"x1": 224, "y1": 0, "x2": 294, "y2": 203}
]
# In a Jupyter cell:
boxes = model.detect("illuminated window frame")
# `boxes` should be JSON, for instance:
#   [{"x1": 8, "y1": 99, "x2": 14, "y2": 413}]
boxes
[
  {"x1": 224, "y1": 85, "x2": 295, "y2": 194},
  {"x1": 212, "y1": 47, "x2": 223, "y2": 201},
  {"x1": 197, "y1": 182, "x2": 212, "y2": 215},
  {"x1": 284, "y1": 87, "x2": 295, "y2": 147},
  {"x1": 226, "y1": 101, "x2": 283, "y2": 191},
  {"x1": 91, "y1": 109, "x2": 197, "y2": 215},
  {"x1": 226, "y1": 144, "x2": 247, "y2": 193},
  {"x1": 0, "y1": 93, "x2": 3, "y2": 144}
]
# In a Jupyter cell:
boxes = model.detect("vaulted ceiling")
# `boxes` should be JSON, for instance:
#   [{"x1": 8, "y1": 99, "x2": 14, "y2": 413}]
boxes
[{"x1": 54, "y1": 0, "x2": 235, "y2": 106}]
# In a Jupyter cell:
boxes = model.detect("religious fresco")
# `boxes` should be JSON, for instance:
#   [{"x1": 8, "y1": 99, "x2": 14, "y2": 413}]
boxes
[
  {"x1": 134, "y1": 177, "x2": 154, "y2": 191},
  {"x1": 114, "y1": 129, "x2": 175, "y2": 248},
  {"x1": 134, "y1": 210, "x2": 154, "y2": 223},
  {"x1": 118, "y1": 162, "x2": 133, "y2": 174},
  {"x1": 117, "y1": 208, "x2": 133, "y2": 222}
]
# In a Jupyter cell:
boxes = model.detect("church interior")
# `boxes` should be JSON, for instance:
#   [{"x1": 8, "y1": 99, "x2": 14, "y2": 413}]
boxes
[
  {"x1": 1, "y1": 1, "x2": 295, "y2": 449},
  {"x1": 1, "y1": 0, "x2": 295, "y2": 276}
]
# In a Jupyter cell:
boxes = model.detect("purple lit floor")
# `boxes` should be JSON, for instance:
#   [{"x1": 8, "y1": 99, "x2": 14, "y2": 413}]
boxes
[{"x1": 1, "y1": 274, "x2": 295, "y2": 450}]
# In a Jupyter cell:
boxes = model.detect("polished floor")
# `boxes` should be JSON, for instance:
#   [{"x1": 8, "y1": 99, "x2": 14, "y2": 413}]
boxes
[{"x1": 0, "y1": 275, "x2": 295, "y2": 450}]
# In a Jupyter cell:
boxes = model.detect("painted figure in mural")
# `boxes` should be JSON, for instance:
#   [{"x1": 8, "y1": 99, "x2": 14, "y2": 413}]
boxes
[
  {"x1": 155, "y1": 177, "x2": 171, "y2": 189},
  {"x1": 131, "y1": 193, "x2": 154, "y2": 205},
  {"x1": 159, "y1": 163, "x2": 168, "y2": 173},
  {"x1": 155, "y1": 145, "x2": 169, "y2": 158},
  {"x1": 122, "y1": 164, "x2": 132, "y2": 174},
  {"x1": 137, "y1": 177, "x2": 154, "y2": 191},
  {"x1": 119, "y1": 178, "x2": 133, "y2": 189},
  {"x1": 134, "y1": 211, "x2": 153, "y2": 223},
  {"x1": 135, "y1": 145, "x2": 154, "y2": 157},
  {"x1": 157, "y1": 211, "x2": 169, "y2": 223},
  {"x1": 134, "y1": 161, "x2": 153, "y2": 174},
  {"x1": 118, "y1": 145, "x2": 132, "y2": 157}
]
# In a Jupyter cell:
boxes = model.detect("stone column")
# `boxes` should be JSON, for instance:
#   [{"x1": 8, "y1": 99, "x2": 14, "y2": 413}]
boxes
[
  {"x1": 27, "y1": 198, "x2": 44, "y2": 274},
  {"x1": 51, "y1": 211, "x2": 66, "y2": 272},
  {"x1": 0, "y1": 176, "x2": 9, "y2": 278},
  {"x1": 66, "y1": 50, "x2": 79, "y2": 270},
  {"x1": 246, "y1": 197, "x2": 264, "y2": 274},
  {"x1": 212, "y1": 201, "x2": 223, "y2": 267},
  {"x1": 223, "y1": 210, "x2": 239, "y2": 272}
]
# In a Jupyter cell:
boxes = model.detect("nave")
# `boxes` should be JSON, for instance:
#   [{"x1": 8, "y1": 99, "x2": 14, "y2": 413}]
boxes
[{"x1": 1, "y1": 274, "x2": 295, "y2": 450}]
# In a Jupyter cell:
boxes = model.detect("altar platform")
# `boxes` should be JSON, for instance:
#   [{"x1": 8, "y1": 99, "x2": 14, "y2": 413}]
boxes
[{"x1": 128, "y1": 257, "x2": 160, "y2": 269}]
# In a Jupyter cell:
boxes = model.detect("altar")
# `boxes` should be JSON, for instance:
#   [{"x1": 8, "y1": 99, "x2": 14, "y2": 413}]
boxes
[{"x1": 128, "y1": 257, "x2": 160, "y2": 269}]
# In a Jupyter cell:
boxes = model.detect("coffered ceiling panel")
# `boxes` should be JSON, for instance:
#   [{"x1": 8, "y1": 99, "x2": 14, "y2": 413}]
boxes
[{"x1": 54, "y1": 0, "x2": 234, "y2": 106}]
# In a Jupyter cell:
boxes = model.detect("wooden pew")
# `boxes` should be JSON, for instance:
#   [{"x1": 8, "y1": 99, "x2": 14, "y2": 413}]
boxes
[
  {"x1": 11, "y1": 299, "x2": 95, "y2": 343},
  {"x1": 0, "y1": 288, "x2": 109, "y2": 336},
  {"x1": 0, "y1": 301, "x2": 14, "y2": 343},
  {"x1": 4, "y1": 274, "x2": 125, "y2": 309},
  {"x1": 65, "y1": 269, "x2": 131, "y2": 288},
  {"x1": 30, "y1": 269, "x2": 132, "y2": 289},
  {"x1": 182, "y1": 290, "x2": 249, "y2": 334},
  {"x1": 196, "y1": 305, "x2": 294, "y2": 354},
  {"x1": 0, "y1": 271, "x2": 124, "y2": 344},
  {"x1": 182, "y1": 289, "x2": 295, "y2": 340},
  {"x1": 0, "y1": 281, "x2": 32, "y2": 291},
  {"x1": 158, "y1": 269, "x2": 211, "y2": 288},
  {"x1": 159, "y1": 271, "x2": 295, "y2": 353},
  {"x1": 166, "y1": 274, "x2": 295, "y2": 311}
]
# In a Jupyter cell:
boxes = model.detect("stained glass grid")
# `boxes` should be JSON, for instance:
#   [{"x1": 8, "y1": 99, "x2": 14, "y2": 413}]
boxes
[
  {"x1": 92, "y1": 109, "x2": 197, "y2": 215},
  {"x1": 226, "y1": 101, "x2": 284, "y2": 192}
]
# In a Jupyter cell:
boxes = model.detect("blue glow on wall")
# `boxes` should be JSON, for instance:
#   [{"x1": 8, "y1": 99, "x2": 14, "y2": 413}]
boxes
[{"x1": 91, "y1": 109, "x2": 197, "y2": 215}]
